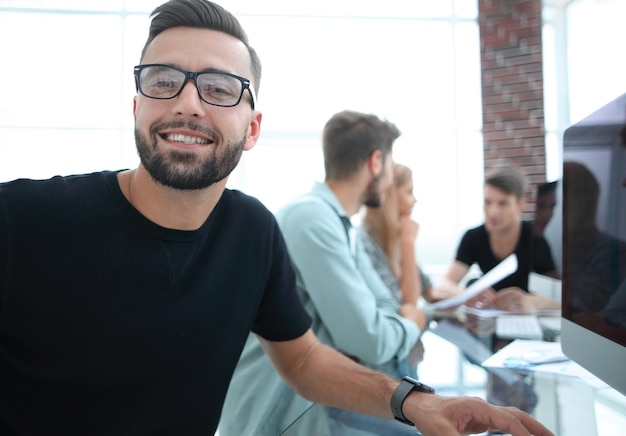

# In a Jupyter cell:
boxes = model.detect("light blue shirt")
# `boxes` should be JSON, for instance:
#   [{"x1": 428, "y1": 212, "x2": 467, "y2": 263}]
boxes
[
  {"x1": 219, "y1": 182, "x2": 421, "y2": 436},
  {"x1": 279, "y1": 182, "x2": 420, "y2": 362}
]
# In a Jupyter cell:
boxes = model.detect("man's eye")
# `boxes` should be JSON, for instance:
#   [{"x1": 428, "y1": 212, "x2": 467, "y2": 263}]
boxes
[
  {"x1": 203, "y1": 83, "x2": 235, "y2": 96},
  {"x1": 153, "y1": 79, "x2": 178, "y2": 89}
]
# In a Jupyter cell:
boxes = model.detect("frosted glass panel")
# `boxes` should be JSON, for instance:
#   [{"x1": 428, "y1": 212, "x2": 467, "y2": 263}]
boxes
[
  {"x1": 215, "y1": 0, "x2": 454, "y2": 18},
  {"x1": 454, "y1": 22, "x2": 482, "y2": 130},
  {"x1": 0, "y1": 0, "x2": 122, "y2": 10},
  {"x1": 0, "y1": 13, "x2": 124, "y2": 129},
  {"x1": 566, "y1": 0, "x2": 626, "y2": 123},
  {"x1": 454, "y1": 0, "x2": 478, "y2": 19},
  {"x1": 242, "y1": 16, "x2": 459, "y2": 132},
  {"x1": 0, "y1": 128, "x2": 127, "y2": 182},
  {"x1": 228, "y1": 137, "x2": 324, "y2": 213}
]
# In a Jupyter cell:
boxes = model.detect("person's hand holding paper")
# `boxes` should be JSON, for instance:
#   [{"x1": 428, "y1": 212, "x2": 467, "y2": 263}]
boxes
[
  {"x1": 430, "y1": 254, "x2": 518, "y2": 310},
  {"x1": 466, "y1": 287, "x2": 497, "y2": 310}
]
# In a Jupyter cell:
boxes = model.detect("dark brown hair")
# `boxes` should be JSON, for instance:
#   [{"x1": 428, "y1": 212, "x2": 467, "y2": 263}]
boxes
[
  {"x1": 140, "y1": 0, "x2": 262, "y2": 95},
  {"x1": 484, "y1": 165, "x2": 527, "y2": 200},
  {"x1": 323, "y1": 110, "x2": 400, "y2": 180}
]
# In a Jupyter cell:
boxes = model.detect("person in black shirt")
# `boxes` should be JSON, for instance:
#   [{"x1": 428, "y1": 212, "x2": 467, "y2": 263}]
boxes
[{"x1": 436, "y1": 166, "x2": 560, "y2": 312}]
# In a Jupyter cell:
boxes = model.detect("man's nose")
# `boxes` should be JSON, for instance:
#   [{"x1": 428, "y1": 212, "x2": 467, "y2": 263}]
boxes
[{"x1": 173, "y1": 80, "x2": 206, "y2": 116}]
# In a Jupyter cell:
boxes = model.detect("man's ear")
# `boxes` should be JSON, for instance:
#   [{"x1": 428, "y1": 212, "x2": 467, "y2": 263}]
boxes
[
  {"x1": 368, "y1": 150, "x2": 383, "y2": 177},
  {"x1": 518, "y1": 197, "x2": 528, "y2": 212},
  {"x1": 243, "y1": 111, "x2": 263, "y2": 151}
]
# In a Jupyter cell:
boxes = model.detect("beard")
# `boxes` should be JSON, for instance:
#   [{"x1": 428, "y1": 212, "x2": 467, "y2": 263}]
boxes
[
  {"x1": 363, "y1": 174, "x2": 383, "y2": 208},
  {"x1": 135, "y1": 121, "x2": 245, "y2": 190}
]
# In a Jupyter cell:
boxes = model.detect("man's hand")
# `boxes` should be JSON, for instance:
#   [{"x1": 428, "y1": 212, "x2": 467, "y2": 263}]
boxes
[
  {"x1": 466, "y1": 288, "x2": 497, "y2": 309},
  {"x1": 495, "y1": 287, "x2": 534, "y2": 312},
  {"x1": 404, "y1": 392, "x2": 554, "y2": 436},
  {"x1": 400, "y1": 303, "x2": 427, "y2": 332}
]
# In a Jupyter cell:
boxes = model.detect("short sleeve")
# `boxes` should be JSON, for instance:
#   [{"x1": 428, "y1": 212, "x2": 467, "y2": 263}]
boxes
[
  {"x1": 252, "y1": 219, "x2": 312, "y2": 341},
  {"x1": 455, "y1": 228, "x2": 478, "y2": 267}
]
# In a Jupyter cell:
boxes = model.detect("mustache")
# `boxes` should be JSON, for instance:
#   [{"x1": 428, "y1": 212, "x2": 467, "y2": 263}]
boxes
[{"x1": 149, "y1": 120, "x2": 222, "y2": 143}]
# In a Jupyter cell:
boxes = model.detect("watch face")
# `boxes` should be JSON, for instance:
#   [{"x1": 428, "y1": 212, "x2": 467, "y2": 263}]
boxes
[{"x1": 403, "y1": 376, "x2": 435, "y2": 394}]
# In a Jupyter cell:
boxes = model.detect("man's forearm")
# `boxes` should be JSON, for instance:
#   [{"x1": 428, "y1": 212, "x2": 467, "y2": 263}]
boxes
[{"x1": 283, "y1": 341, "x2": 398, "y2": 419}]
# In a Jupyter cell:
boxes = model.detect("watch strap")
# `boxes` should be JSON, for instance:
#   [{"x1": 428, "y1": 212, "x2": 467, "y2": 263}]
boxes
[{"x1": 390, "y1": 376, "x2": 435, "y2": 426}]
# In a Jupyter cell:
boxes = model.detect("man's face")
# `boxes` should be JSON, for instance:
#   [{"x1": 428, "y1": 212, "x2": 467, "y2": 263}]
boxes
[
  {"x1": 483, "y1": 184, "x2": 524, "y2": 234},
  {"x1": 133, "y1": 27, "x2": 261, "y2": 190},
  {"x1": 363, "y1": 153, "x2": 394, "y2": 208}
]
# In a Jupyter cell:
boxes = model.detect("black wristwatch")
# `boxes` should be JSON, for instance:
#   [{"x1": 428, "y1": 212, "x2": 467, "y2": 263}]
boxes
[{"x1": 390, "y1": 376, "x2": 435, "y2": 426}]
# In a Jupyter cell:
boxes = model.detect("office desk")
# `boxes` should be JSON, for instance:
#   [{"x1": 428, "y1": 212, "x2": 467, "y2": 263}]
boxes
[{"x1": 280, "y1": 314, "x2": 626, "y2": 435}]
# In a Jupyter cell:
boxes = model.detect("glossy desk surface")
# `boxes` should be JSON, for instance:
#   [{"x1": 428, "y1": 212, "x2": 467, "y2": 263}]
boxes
[{"x1": 281, "y1": 312, "x2": 626, "y2": 435}]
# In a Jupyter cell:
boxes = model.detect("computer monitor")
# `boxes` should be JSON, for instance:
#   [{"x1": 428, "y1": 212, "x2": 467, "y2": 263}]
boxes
[
  {"x1": 534, "y1": 180, "x2": 561, "y2": 274},
  {"x1": 529, "y1": 180, "x2": 562, "y2": 302},
  {"x1": 561, "y1": 92, "x2": 626, "y2": 397}
]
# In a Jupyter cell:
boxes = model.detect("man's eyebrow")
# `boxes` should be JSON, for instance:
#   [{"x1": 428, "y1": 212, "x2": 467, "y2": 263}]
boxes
[
  {"x1": 198, "y1": 68, "x2": 228, "y2": 74},
  {"x1": 151, "y1": 63, "x2": 233, "y2": 75}
]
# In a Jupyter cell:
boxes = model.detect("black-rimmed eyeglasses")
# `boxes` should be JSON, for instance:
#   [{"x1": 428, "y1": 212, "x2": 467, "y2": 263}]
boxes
[{"x1": 134, "y1": 64, "x2": 256, "y2": 109}]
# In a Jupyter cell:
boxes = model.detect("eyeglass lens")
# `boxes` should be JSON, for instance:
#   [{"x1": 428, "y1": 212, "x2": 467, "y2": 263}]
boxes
[{"x1": 138, "y1": 65, "x2": 245, "y2": 107}]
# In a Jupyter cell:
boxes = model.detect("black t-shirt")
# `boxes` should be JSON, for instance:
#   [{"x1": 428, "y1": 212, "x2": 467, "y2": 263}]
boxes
[
  {"x1": 455, "y1": 221, "x2": 556, "y2": 291},
  {"x1": 0, "y1": 171, "x2": 312, "y2": 435}
]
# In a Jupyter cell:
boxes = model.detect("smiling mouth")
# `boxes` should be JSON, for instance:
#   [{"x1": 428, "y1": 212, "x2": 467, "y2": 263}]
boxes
[{"x1": 161, "y1": 133, "x2": 212, "y2": 145}]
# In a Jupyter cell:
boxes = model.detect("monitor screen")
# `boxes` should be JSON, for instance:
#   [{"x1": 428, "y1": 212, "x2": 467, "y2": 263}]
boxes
[
  {"x1": 527, "y1": 176, "x2": 563, "y2": 305},
  {"x1": 533, "y1": 179, "x2": 562, "y2": 278},
  {"x1": 561, "y1": 92, "x2": 626, "y2": 396}
]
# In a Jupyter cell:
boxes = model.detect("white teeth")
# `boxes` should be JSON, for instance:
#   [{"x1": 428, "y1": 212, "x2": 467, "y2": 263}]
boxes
[{"x1": 165, "y1": 133, "x2": 210, "y2": 145}]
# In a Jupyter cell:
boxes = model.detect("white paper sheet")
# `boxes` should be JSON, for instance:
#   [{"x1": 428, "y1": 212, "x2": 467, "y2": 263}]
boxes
[
  {"x1": 430, "y1": 254, "x2": 518, "y2": 309},
  {"x1": 481, "y1": 339, "x2": 608, "y2": 388}
]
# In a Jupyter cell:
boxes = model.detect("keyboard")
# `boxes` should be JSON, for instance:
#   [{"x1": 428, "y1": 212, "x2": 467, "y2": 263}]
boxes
[
  {"x1": 538, "y1": 316, "x2": 562, "y2": 332},
  {"x1": 496, "y1": 315, "x2": 543, "y2": 340}
]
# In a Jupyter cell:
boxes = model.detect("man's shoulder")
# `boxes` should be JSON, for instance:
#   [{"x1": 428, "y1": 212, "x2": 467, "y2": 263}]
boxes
[
  {"x1": 0, "y1": 171, "x2": 112, "y2": 200},
  {"x1": 0, "y1": 172, "x2": 116, "y2": 229},
  {"x1": 277, "y1": 193, "x2": 333, "y2": 221},
  {"x1": 463, "y1": 224, "x2": 487, "y2": 238},
  {"x1": 219, "y1": 189, "x2": 277, "y2": 228},
  {"x1": 275, "y1": 193, "x2": 344, "y2": 243},
  {"x1": 223, "y1": 188, "x2": 270, "y2": 210},
  {"x1": 1, "y1": 170, "x2": 109, "y2": 185}
]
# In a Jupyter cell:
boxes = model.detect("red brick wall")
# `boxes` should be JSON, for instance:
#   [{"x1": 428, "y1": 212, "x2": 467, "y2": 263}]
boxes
[{"x1": 478, "y1": 0, "x2": 545, "y2": 216}]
